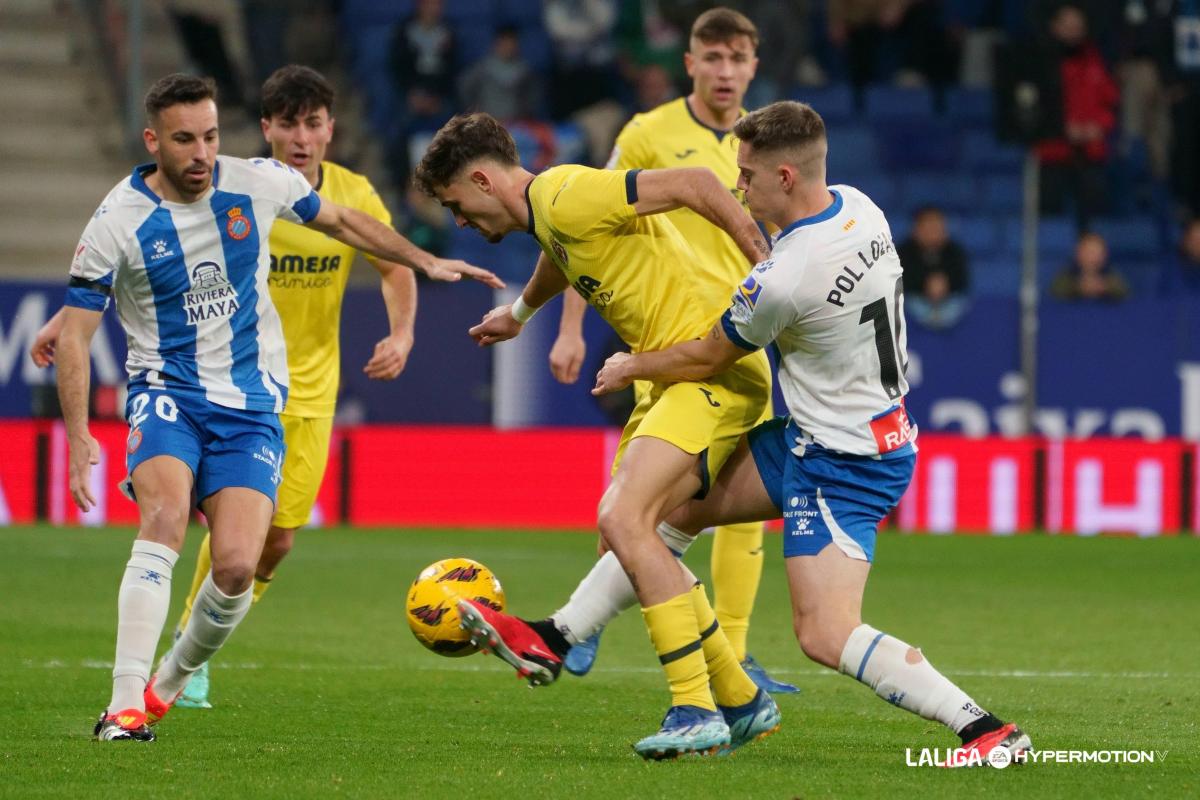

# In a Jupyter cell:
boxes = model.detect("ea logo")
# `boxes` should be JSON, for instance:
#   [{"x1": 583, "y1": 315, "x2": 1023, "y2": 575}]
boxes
[{"x1": 988, "y1": 748, "x2": 1012, "y2": 769}]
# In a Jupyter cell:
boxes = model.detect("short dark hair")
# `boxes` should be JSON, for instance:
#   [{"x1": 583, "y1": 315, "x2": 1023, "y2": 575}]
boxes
[
  {"x1": 691, "y1": 7, "x2": 759, "y2": 49},
  {"x1": 733, "y1": 101, "x2": 826, "y2": 178},
  {"x1": 144, "y1": 73, "x2": 217, "y2": 122},
  {"x1": 413, "y1": 113, "x2": 520, "y2": 196},
  {"x1": 261, "y1": 64, "x2": 335, "y2": 120}
]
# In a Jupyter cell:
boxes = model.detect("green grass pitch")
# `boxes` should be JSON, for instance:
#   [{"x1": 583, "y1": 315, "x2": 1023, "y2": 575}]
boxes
[{"x1": 1, "y1": 526, "x2": 1196, "y2": 799}]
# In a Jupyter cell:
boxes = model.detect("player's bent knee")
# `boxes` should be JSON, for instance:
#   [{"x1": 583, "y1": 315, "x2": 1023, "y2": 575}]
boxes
[
  {"x1": 794, "y1": 616, "x2": 857, "y2": 669},
  {"x1": 211, "y1": 562, "x2": 255, "y2": 595},
  {"x1": 138, "y1": 501, "x2": 191, "y2": 545}
]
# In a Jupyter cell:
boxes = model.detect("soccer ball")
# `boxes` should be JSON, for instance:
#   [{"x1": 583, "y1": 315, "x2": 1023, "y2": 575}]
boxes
[{"x1": 406, "y1": 557, "x2": 506, "y2": 657}]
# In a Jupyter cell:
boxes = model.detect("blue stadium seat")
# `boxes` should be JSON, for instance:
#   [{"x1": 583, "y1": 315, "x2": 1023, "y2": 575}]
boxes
[
  {"x1": 944, "y1": 87, "x2": 993, "y2": 125},
  {"x1": 341, "y1": 0, "x2": 412, "y2": 29},
  {"x1": 795, "y1": 84, "x2": 855, "y2": 124},
  {"x1": 899, "y1": 172, "x2": 978, "y2": 212},
  {"x1": 948, "y1": 215, "x2": 1001, "y2": 257},
  {"x1": 971, "y1": 257, "x2": 1021, "y2": 296},
  {"x1": 825, "y1": 124, "x2": 879, "y2": 175},
  {"x1": 496, "y1": 0, "x2": 542, "y2": 24},
  {"x1": 962, "y1": 130, "x2": 1024, "y2": 173},
  {"x1": 877, "y1": 119, "x2": 960, "y2": 171},
  {"x1": 864, "y1": 86, "x2": 934, "y2": 120},
  {"x1": 982, "y1": 174, "x2": 1024, "y2": 213},
  {"x1": 454, "y1": 21, "x2": 497, "y2": 67},
  {"x1": 838, "y1": 174, "x2": 899, "y2": 216},
  {"x1": 1120, "y1": 260, "x2": 1163, "y2": 297},
  {"x1": 1001, "y1": 216, "x2": 1076, "y2": 262},
  {"x1": 1089, "y1": 217, "x2": 1163, "y2": 258}
]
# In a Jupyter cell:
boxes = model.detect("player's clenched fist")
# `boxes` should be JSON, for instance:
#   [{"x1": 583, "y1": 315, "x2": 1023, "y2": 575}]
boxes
[
  {"x1": 469, "y1": 305, "x2": 523, "y2": 346},
  {"x1": 592, "y1": 352, "x2": 634, "y2": 395}
]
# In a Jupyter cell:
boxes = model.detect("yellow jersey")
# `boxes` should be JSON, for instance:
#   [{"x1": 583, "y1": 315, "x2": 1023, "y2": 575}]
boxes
[
  {"x1": 268, "y1": 161, "x2": 391, "y2": 417},
  {"x1": 608, "y1": 97, "x2": 748, "y2": 285},
  {"x1": 526, "y1": 164, "x2": 737, "y2": 353}
]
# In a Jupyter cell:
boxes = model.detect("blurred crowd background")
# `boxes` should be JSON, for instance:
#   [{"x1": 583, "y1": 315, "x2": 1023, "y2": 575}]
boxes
[{"x1": 4, "y1": 0, "x2": 1194, "y2": 307}]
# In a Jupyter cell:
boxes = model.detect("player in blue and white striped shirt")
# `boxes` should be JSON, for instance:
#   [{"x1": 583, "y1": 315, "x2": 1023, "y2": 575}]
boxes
[{"x1": 59, "y1": 74, "x2": 501, "y2": 742}]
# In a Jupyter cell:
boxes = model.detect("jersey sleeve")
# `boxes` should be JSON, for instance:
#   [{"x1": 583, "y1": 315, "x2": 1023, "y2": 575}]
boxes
[
  {"x1": 65, "y1": 209, "x2": 122, "y2": 311},
  {"x1": 544, "y1": 167, "x2": 641, "y2": 240},
  {"x1": 721, "y1": 260, "x2": 797, "y2": 351},
  {"x1": 250, "y1": 158, "x2": 321, "y2": 224},
  {"x1": 606, "y1": 117, "x2": 652, "y2": 170}
]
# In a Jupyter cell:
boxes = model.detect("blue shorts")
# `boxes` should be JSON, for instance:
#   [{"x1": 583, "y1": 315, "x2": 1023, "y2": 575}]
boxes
[
  {"x1": 748, "y1": 416, "x2": 915, "y2": 562},
  {"x1": 124, "y1": 389, "x2": 285, "y2": 505}
]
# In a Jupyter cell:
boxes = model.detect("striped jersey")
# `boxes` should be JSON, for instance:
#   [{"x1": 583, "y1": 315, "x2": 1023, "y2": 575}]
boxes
[
  {"x1": 723, "y1": 185, "x2": 917, "y2": 457},
  {"x1": 65, "y1": 155, "x2": 320, "y2": 413}
]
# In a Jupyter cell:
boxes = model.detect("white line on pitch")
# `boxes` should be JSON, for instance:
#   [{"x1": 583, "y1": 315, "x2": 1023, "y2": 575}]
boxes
[{"x1": 18, "y1": 659, "x2": 1194, "y2": 680}]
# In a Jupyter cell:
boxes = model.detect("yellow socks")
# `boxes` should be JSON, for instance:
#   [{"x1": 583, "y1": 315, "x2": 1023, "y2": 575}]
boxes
[
  {"x1": 710, "y1": 521, "x2": 764, "y2": 662},
  {"x1": 175, "y1": 531, "x2": 213, "y2": 632},
  {"x1": 641, "y1": 592, "x2": 715, "y2": 711},
  {"x1": 252, "y1": 574, "x2": 272, "y2": 604},
  {"x1": 690, "y1": 582, "x2": 758, "y2": 708}
]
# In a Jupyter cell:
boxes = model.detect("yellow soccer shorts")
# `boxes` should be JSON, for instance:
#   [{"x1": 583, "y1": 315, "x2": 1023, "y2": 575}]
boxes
[
  {"x1": 273, "y1": 412, "x2": 335, "y2": 529},
  {"x1": 613, "y1": 350, "x2": 772, "y2": 493}
]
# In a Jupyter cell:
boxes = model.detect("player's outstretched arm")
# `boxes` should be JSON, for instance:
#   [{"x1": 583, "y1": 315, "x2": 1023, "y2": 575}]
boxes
[
  {"x1": 365, "y1": 260, "x2": 418, "y2": 380},
  {"x1": 30, "y1": 306, "x2": 66, "y2": 367},
  {"x1": 308, "y1": 199, "x2": 505, "y2": 288},
  {"x1": 631, "y1": 168, "x2": 769, "y2": 265},
  {"x1": 549, "y1": 277, "x2": 588, "y2": 383},
  {"x1": 56, "y1": 306, "x2": 103, "y2": 510},
  {"x1": 469, "y1": 252, "x2": 569, "y2": 347},
  {"x1": 592, "y1": 320, "x2": 748, "y2": 395}
]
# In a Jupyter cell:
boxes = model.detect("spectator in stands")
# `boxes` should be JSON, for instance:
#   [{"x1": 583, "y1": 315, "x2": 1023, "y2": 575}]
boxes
[
  {"x1": 1160, "y1": 219, "x2": 1200, "y2": 295},
  {"x1": 390, "y1": 0, "x2": 458, "y2": 133},
  {"x1": 899, "y1": 207, "x2": 970, "y2": 330},
  {"x1": 544, "y1": 0, "x2": 620, "y2": 118},
  {"x1": 1116, "y1": 0, "x2": 1175, "y2": 182},
  {"x1": 1035, "y1": 4, "x2": 1120, "y2": 231},
  {"x1": 1050, "y1": 231, "x2": 1130, "y2": 301},
  {"x1": 632, "y1": 63, "x2": 678, "y2": 112},
  {"x1": 459, "y1": 26, "x2": 542, "y2": 121},
  {"x1": 1168, "y1": 1, "x2": 1200, "y2": 217}
]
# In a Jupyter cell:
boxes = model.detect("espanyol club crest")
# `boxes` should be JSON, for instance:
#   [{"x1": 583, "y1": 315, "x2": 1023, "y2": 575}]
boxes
[{"x1": 226, "y1": 207, "x2": 252, "y2": 240}]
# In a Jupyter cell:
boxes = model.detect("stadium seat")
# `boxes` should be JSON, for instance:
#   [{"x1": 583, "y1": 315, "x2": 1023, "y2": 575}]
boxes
[
  {"x1": 944, "y1": 87, "x2": 994, "y2": 125},
  {"x1": 1001, "y1": 216, "x2": 1076, "y2": 262},
  {"x1": 795, "y1": 84, "x2": 855, "y2": 124},
  {"x1": 899, "y1": 172, "x2": 978, "y2": 212},
  {"x1": 949, "y1": 216, "x2": 1001, "y2": 257},
  {"x1": 877, "y1": 119, "x2": 960, "y2": 171},
  {"x1": 864, "y1": 86, "x2": 935, "y2": 120},
  {"x1": 971, "y1": 257, "x2": 1022, "y2": 296},
  {"x1": 1089, "y1": 217, "x2": 1163, "y2": 258},
  {"x1": 839, "y1": 174, "x2": 899, "y2": 216},
  {"x1": 825, "y1": 124, "x2": 879, "y2": 175},
  {"x1": 340, "y1": 0, "x2": 413, "y2": 29},
  {"x1": 982, "y1": 174, "x2": 1024, "y2": 213},
  {"x1": 1120, "y1": 260, "x2": 1163, "y2": 297},
  {"x1": 962, "y1": 130, "x2": 1024, "y2": 173}
]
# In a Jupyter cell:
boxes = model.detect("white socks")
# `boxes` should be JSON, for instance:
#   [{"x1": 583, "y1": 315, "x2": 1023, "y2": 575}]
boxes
[
  {"x1": 110, "y1": 540, "x2": 178, "y2": 712},
  {"x1": 838, "y1": 624, "x2": 988, "y2": 734},
  {"x1": 154, "y1": 573, "x2": 252, "y2": 699},
  {"x1": 551, "y1": 522, "x2": 696, "y2": 643}
]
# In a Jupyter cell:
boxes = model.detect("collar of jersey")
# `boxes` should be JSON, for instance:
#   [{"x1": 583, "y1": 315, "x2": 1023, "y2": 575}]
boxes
[
  {"x1": 775, "y1": 190, "x2": 843, "y2": 243},
  {"x1": 682, "y1": 97, "x2": 741, "y2": 142},
  {"x1": 523, "y1": 178, "x2": 536, "y2": 235},
  {"x1": 130, "y1": 160, "x2": 222, "y2": 205}
]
